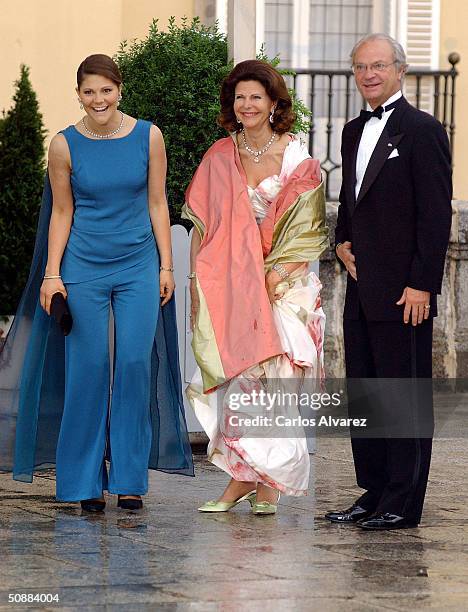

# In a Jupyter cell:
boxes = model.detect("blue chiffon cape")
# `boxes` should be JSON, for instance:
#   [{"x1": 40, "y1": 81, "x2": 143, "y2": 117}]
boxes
[{"x1": 0, "y1": 175, "x2": 194, "y2": 482}]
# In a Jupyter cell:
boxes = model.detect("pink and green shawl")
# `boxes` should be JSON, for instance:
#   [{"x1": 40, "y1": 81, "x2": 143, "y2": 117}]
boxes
[{"x1": 182, "y1": 136, "x2": 328, "y2": 392}]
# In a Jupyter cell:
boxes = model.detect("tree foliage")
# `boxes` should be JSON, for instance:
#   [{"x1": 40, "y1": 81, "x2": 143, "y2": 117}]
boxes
[
  {"x1": 0, "y1": 65, "x2": 46, "y2": 314},
  {"x1": 116, "y1": 17, "x2": 230, "y2": 225}
]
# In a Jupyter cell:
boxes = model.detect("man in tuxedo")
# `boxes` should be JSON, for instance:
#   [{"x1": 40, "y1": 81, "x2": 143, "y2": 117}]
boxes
[{"x1": 326, "y1": 34, "x2": 452, "y2": 530}]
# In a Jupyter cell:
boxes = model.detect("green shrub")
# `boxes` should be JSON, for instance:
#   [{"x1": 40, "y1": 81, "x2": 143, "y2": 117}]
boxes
[
  {"x1": 0, "y1": 65, "x2": 46, "y2": 315},
  {"x1": 116, "y1": 17, "x2": 310, "y2": 225},
  {"x1": 116, "y1": 17, "x2": 230, "y2": 226}
]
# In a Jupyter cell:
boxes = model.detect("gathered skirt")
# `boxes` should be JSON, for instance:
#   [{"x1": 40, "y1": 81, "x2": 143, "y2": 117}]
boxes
[{"x1": 187, "y1": 266, "x2": 325, "y2": 496}]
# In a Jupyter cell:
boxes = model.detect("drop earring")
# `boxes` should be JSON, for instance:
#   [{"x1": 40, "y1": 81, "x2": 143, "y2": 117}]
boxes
[
  {"x1": 269, "y1": 109, "x2": 275, "y2": 124},
  {"x1": 236, "y1": 117, "x2": 242, "y2": 124},
  {"x1": 118, "y1": 94, "x2": 122, "y2": 106},
  {"x1": 77, "y1": 98, "x2": 83, "y2": 110}
]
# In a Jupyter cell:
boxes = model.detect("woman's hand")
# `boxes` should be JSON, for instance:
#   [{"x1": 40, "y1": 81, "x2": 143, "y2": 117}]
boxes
[
  {"x1": 265, "y1": 270, "x2": 286, "y2": 304},
  {"x1": 40, "y1": 278, "x2": 67, "y2": 315},
  {"x1": 160, "y1": 270, "x2": 175, "y2": 306},
  {"x1": 189, "y1": 278, "x2": 199, "y2": 331}
]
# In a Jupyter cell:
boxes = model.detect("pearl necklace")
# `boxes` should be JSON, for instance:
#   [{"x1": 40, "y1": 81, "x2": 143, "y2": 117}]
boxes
[
  {"x1": 82, "y1": 110, "x2": 125, "y2": 139},
  {"x1": 241, "y1": 129, "x2": 277, "y2": 163}
]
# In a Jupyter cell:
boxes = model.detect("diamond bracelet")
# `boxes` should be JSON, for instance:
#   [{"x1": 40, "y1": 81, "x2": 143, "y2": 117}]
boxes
[{"x1": 272, "y1": 263, "x2": 290, "y2": 280}]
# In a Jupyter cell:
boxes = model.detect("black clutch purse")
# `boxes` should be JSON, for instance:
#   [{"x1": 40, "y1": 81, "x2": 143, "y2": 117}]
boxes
[{"x1": 50, "y1": 292, "x2": 73, "y2": 336}]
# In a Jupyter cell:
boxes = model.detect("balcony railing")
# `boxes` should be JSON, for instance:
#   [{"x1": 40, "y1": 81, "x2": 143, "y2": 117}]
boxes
[{"x1": 290, "y1": 53, "x2": 460, "y2": 199}]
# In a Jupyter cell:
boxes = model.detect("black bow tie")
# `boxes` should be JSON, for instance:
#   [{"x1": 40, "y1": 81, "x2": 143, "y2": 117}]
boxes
[{"x1": 360, "y1": 99, "x2": 400, "y2": 122}]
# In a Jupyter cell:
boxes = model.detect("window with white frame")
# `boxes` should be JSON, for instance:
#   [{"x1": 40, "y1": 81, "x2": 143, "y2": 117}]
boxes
[
  {"x1": 308, "y1": 0, "x2": 373, "y2": 119},
  {"x1": 263, "y1": 0, "x2": 374, "y2": 197},
  {"x1": 309, "y1": 0, "x2": 373, "y2": 70},
  {"x1": 264, "y1": 0, "x2": 294, "y2": 65}
]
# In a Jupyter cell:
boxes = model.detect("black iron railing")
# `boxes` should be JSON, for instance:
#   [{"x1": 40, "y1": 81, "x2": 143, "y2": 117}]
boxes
[{"x1": 291, "y1": 53, "x2": 460, "y2": 199}]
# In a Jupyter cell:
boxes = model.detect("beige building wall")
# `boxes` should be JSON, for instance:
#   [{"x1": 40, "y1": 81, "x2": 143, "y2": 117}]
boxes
[
  {"x1": 0, "y1": 0, "x2": 194, "y2": 149},
  {"x1": 440, "y1": 0, "x2": 468, "y2": 200},
  {"x1": 121, "y1": 0, "x2": 194, "y2": 41}
]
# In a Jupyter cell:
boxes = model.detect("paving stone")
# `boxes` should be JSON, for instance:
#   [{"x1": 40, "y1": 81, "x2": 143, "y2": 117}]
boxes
[{"x1": 0, "y1": 438, "x2": 466, "y2": 610}]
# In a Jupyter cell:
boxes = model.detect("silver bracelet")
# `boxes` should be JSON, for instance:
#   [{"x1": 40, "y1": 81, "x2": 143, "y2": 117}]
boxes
[
  {"x1": 187, "y1": 272, "x2": 196, "y2": 279},
  {"x1": 160, "y1": 266, "x2": 174, "y2": 272},
  {"x1": 272, "y1": 263, "x2": 290, "y2": 280},
  {"x1": 43, "y1": 275, "x2": 61, "y2": 280}
]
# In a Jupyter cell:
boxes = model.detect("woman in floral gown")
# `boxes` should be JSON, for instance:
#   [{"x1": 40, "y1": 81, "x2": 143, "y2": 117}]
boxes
[{"x1": 183, "y1": 60, "x2": 329, "y2": 515}]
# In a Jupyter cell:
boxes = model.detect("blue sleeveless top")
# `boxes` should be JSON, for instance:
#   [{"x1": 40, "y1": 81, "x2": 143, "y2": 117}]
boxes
[{"x1": 60, "y1": 119, "x2": 157, "y2": 283}]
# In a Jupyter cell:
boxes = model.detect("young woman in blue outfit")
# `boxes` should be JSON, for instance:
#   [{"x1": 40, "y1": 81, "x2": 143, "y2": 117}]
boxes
[{"x1": 37, "y1": 54, "x2": 188, "y2": 511}]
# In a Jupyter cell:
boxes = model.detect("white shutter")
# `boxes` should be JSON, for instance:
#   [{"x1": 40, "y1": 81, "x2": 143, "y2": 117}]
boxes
[
  {"x1": 406, "y1": 0, "x2": 439, "y2": 67},
  {"x1": 403, "y1": 0, "x2": 440, "y2": 112}
]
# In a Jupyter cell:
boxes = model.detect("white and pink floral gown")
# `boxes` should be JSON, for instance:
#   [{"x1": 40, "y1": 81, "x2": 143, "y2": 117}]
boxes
[{"x1": 187, "y1": 136, "x2": 326, "y2": 496}]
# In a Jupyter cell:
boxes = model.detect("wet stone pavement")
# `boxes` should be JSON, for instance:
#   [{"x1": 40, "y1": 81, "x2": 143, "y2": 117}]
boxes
[{"x1": 0, "y1": 438, "x2": 467, "y2": 611}]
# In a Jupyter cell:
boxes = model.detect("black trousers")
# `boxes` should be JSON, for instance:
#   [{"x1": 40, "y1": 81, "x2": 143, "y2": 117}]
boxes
[{"x1": 343, "y1": 307, "x2": 433, "y2": 524}]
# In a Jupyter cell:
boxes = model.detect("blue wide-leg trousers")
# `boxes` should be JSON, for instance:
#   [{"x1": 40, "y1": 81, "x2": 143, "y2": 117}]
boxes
[{"x1": 56, "y1": 260, "x2": 158, "y2": 501}]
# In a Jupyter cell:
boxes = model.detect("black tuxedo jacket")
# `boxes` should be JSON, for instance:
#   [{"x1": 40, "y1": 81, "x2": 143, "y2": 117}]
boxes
[{"x1": 335, "y1": 96, "x2": 452, "y2": 321}]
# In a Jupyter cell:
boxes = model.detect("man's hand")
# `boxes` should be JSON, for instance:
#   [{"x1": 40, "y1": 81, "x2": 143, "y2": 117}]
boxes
[
  {"x1": 336, "y1": 241, "x2": 357, "y2": 280},
  {"x1": 396, "y1": 287, "x2": 431, "y2": 325}
]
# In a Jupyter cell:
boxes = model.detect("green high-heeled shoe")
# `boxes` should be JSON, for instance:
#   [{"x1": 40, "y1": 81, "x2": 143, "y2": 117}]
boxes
[
  {"x1": 198, "y1": 490, "x2": 256, "y2": 512},
  {"x1": 251, "y1": 492, "x2": 281, "y2": 515}
]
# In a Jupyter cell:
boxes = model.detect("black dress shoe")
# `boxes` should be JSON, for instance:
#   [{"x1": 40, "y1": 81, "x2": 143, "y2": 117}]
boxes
[
  {"x1": 117, "y1": 495, "x2": 143, "y2": 510},
  {"x1": 325, "y1": 503, "x2": 374, "y2": 523},
  {"x1": 80, "y1": 498, "x2": 106, "y2": 512},
  {"x1": 358, "y1": 512, "x2": 418, "y2": 530}
]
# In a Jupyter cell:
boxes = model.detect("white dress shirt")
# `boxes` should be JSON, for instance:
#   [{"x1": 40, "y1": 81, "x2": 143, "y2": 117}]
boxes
[{"x1": 355, "y1": 90, "x2": 402, "y2": 200}]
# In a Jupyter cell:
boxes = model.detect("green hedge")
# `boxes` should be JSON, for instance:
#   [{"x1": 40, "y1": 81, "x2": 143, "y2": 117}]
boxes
[
  {"x1": 0, "y1": 65, "x2": 46, "y2": 315},
  {"x1": 116, "y1": 17, "x2": 230, "y2": 226}
]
